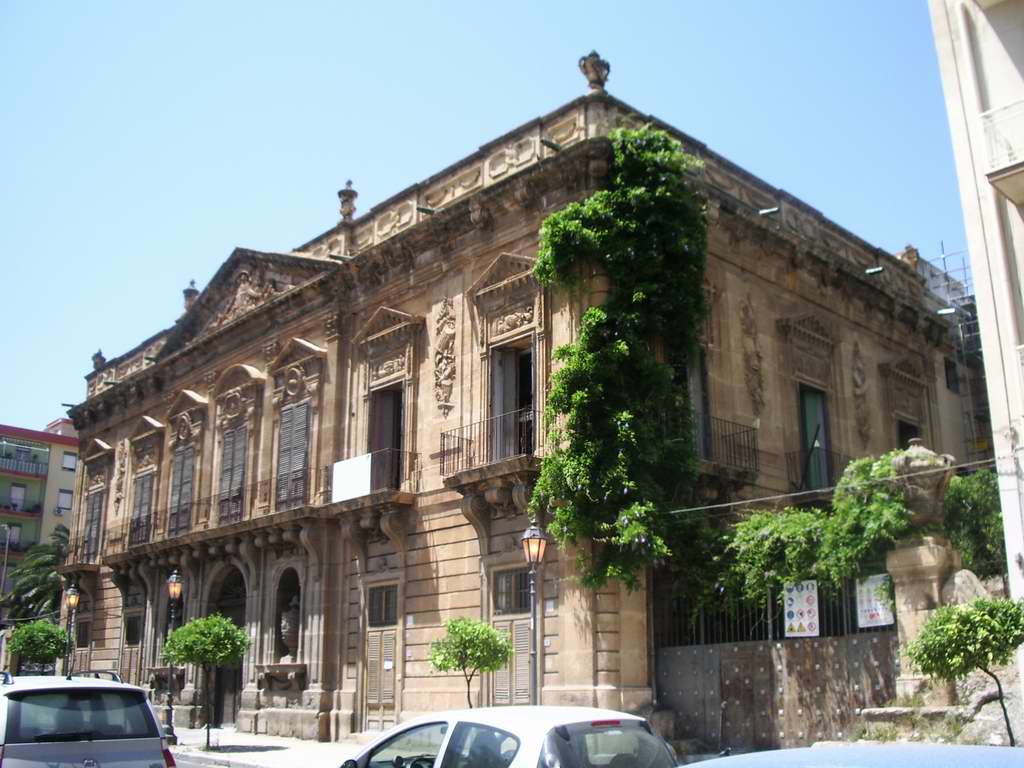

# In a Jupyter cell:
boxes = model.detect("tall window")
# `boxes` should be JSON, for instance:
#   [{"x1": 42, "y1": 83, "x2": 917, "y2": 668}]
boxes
[
  {"x1": 218, "y1": 425, "x2": 247, "y2": 524},
  {"x1": 369, "y1": 389, "x2": 403, "y2": 491},
  {"x1": 898, "y1": 420, "x2": 921, "y2": 449},
  {"x1": 168, "y1": 444, "x2": 195, "y2": 536},
  {"x1": 8, "y1": 484, "x2": 25, "y2": 512},
  {"x1": 62, "y1": 452, "x2": 77, "y2": 471},
  {"x1": 368, "y1": 585, "x2": 398, "y2": 627},
  {"x1": 56, "y1": 489, "x2": 73, "y2": 514},
  {"x1": 276, "y1": 402, "x2": 310, "y2": 510},
  {"x1": 130, "y1": 474, "x2": 154, "y2": 544},
  {"x1": 490, "y1": 346, "x2": 534, "y2": 461},
  {"x1": 83, "y1": 491, "x2": 104, "y2": 560},
  {"x1": 798, "y1": 385, "x2": 830, "y2": 490}
]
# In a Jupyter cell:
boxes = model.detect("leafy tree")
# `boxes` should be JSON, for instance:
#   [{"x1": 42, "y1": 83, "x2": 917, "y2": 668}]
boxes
[
  {"x1": 163, "y1": 614, "x2": 249, "y2": 749},
  {"x1": 727, "y1": 453, "x2": 913, "y2": 600},
  {"x1": 9, "y1": 619, "x2": 68, "y2": 665},
  {"x1": 944, "y1": 470, "x2": 1005, "y2": 579},
  {"x1": 907, "y1": 598, "x2": 1024, "y2": 746},
  {"x1": 429, "y1": 618, "x2": 512, "y2": 708},
  {"x1": 531, "y1": 126, "x2": 712, "y2": 591},
  {"x1": 2, "y1": 526, "x2": 69, "y2": 620}
]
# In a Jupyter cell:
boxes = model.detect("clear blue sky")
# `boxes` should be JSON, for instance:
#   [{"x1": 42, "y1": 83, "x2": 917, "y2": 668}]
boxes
[{"x1": 0, "y1": 1, "x2": 967, "y2": 429}]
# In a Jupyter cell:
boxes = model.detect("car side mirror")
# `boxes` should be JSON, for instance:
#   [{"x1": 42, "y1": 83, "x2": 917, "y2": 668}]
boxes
[
  {"x1": 341, "y1": 760, "x2": 358, "y2": 768},
  {"x1": 392, "y1": 758, "x2": 405, "y2": 768}
]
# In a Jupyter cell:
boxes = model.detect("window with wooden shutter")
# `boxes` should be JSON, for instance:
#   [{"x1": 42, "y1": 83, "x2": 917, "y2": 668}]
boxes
[
  {"x1": 84, "y1": 491, "x2": 104, "y2": 560},
  {"x1": 130, "y1": 474, "x2": 153, "y2": 544},
  {"x1": 276, "y1": 402, "x2": 310, "y2": 510},
  {"x1": 381, "y1": 629, "x2": 396, "y2": 705},
  {"x1": 218, "y1": 425, "x2": 247, "y2": 523},
  {"x1": 492, "y1": 619, "x2": 530, "y2": 706},
  {"x1": 512, "y1": 621, "x2": 530, "y2": 704},
  {"x1": 366, "y1": 632, "x2": 381, "y2": 706},
  {"x1": 168, "y1": 444, "x2": 194, "y2": 536}
]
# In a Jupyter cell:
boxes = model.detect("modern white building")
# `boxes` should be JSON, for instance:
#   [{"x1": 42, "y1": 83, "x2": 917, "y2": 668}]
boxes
[{"x1": 929, "y1": 0, "x2": 1024, "y2": 637}]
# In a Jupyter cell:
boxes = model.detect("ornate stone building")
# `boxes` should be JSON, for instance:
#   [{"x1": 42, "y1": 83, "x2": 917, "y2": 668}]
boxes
[{"x1": 63, "y1": 55, "x2": 970, "y2": 742}]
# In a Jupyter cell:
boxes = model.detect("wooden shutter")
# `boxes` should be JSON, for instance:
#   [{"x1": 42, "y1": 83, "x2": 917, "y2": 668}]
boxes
[
  {"x1": 493, "y1": 621, "x2": 511, "y2": 705},
  {"x1": 513, "y1": 620, "x2": 531, "y2": 704},
  {"x1": 232, "y1": 425, "x2": 247, "y2": 493},
  {"x1": 381, "y1": 629, "x2": 396, "y2": 705},
  {"x1": 219, "y1": 428, "x2": 236, "y2": 504},
  {"x1": 169, "y1": 451, "x2": 183, "y2": 520},
  {"x1": 132, "y1": 476, "x2": 146, "y2": 520},
  {"x1": 366, "y1": 631, "x2": 381, "y2": 706},
  {"x1": 180, "y1": 445, "x2": 194, "y2": 521},
  {"x1": 291, "y1": 402, "x2": 309, "y2": 500},
  {"x1": 276, "y1": 405, "x2": 295, "y2": 504},
  {"x1": 140, "y1": 474, "x2": 153, "y2": 519}
]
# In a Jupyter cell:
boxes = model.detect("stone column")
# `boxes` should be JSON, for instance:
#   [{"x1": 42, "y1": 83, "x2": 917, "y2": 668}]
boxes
[{"x1": 885, "y1": 439, "x2": 957, "y2": 704}]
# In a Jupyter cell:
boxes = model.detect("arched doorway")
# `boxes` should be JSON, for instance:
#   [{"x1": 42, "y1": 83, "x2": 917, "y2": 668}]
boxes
[{"x1": 209, "y1": 567, "x2": 246, "y2": 726}]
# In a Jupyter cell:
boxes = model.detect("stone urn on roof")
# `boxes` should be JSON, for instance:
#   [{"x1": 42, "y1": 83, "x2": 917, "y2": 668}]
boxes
[
  {"x1": 891, "y1": 438, "x2": 955, "y2": 527},
  {"x1": 579, "y1": 51, "x2": 610, "y2": 92}
]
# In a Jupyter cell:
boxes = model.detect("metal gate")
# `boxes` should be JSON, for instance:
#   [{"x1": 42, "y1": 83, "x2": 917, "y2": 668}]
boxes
[{"x1": 654, "y1": 580, "x2": 898, "y2": 749}]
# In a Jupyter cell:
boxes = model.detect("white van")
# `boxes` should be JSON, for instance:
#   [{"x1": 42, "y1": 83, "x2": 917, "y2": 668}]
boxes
[{"x1": 0, "y1": 674, "x2": 174, "y2": 768}]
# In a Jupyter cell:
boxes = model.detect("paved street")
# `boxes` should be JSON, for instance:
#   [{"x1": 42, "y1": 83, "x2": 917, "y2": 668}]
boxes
[{"x1": 171, "y1": 726, "x2": 364, "y2": 768}]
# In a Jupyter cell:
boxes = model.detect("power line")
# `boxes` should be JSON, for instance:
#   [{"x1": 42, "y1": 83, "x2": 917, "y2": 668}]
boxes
[{"x1": 664, "y1": 456, "x2": 999, "y2": 519}]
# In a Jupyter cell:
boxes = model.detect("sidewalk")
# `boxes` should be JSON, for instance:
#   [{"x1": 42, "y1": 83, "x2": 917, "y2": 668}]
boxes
[{"x1": 171, "y1": 726, "x2": 366, "y2": 768}]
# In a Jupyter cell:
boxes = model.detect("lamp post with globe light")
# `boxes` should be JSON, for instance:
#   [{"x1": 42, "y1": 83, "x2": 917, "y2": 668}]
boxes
[
  {"x1": 520, "y1": 524, "x2": 549, "y2": 706},
  {"x1": 165, "y1": 570, "x2": 182, "y2": 744},
  {"x1": 64, "y1": 584, "x2": 80, "y2": 675}
]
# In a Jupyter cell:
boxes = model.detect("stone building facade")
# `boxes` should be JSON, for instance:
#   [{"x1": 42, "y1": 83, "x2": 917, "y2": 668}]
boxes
[{"x1": 64, "y1": 58, "x2": 969, "y2": 741}]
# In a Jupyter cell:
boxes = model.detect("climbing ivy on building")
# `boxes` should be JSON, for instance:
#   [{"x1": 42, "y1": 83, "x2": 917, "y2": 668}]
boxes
[{"x1": 530, "y1": 126, "x2": 714, "y2": 591}]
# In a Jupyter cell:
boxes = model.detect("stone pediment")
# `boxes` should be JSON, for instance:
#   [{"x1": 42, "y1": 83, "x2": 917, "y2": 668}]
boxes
[
  {"x1": 357, "y1": 307, "x2": 421, "y2": 346},
  {"x1": 166, "y1": 389, "x2": 208, "y2": 419},
  {"x1": 131, "y1": 415, "x2": 164, "y2": 440},
  {"x1": 272, "y1": 338, "x2": 327, "y2": 370},
  {"x1": 159, "y1": 249, "x2": 332, "y2": 357},
  {"x1": 84, "y1": 438, "x2": 113, "y2": 461},
  {"x1": 471, "y1": 253, "x2": 537, "y2": 300},
  {"x1": 776, "y1": 313, "x2": 835, "y2": 350}
]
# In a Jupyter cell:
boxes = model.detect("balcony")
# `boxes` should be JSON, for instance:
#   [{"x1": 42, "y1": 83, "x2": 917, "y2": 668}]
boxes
[
  {"x1": 440, "y1": 408, "x2": 537, "y2": 477},
  {"x1": 0, "y1": 500, "x2": 42, "y2": 516},
  {"x1": 695, "y1": 412, "x2": 760, "y2": 474},
  {"x1": 786, "y1": 447, "x2": 851, "y2": 492},
  {"x1": 981, "y1": 100, "x2": 1024, "y2": 204},
  {"x1": 0, "y1": 456, "x2": 47, "y2": 477},
  {"x1": 66, "y1": 531, "x2": 102, "y2": 567},
  {"x1": 323, "y1": 448, "x2": 415, "y2": 504},
  {"x1": 128, "y1": 515, "x2": 152, "y2": 546}
]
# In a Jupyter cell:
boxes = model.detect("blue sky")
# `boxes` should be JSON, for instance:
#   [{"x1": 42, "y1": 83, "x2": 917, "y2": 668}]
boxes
[{"x1": 0, "y1": 2, "x2": 967, "y2": 429}]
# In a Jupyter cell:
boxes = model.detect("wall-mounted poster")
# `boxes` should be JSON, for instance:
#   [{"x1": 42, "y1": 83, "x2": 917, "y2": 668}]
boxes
[
  {"x1": 783, "y1": 580, "x2": 820, "y2": 637},
  {"x1": 856, "y1": 573, "x2": 895, "y2": 628}
]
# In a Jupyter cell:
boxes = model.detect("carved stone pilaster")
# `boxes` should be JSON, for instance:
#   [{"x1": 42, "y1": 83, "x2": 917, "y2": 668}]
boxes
[
  {"x1": 739, "y1": 294, "x2": 765, "y2": 418},
  {"x1": 852, "y1": 340, "x2": 870, "y2": 446},
  {"x1": 434, "y1": 298, "x2": 456, "y2": 416}
]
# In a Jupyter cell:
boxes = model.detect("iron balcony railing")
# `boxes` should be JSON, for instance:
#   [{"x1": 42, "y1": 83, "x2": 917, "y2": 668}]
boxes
[
  {"x1": 0, "y1": 456, "x2": 48, "y2": 476},
  {"x1": 319, "y1": 448, "x2": 416, "y2": 504},
  {"x1": 694, "y1": 411, "x2": 760, "y2": 474},
  {"x1": 67, "y1": 530, "x2": 102, "y2": 565},
  {"x1": 0, "y1": 500, "x2": 42, "y2": 515},
  {"x1": 440, "y1": 408, "x2": 537, "y2": 476},
  {"x1": 128, "y1": 515, "x2": 152, "y2": 546},
  {"x1": 786, "y1": 447, "x2": 851, "y2": 491}
]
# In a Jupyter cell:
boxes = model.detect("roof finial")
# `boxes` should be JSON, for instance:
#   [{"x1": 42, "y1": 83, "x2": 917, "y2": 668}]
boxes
[
  {"x1": 338, "y1": 180, "x2": 358, "y2": 222},
  {"x1": 579, "y1": 50, "x2": 610, "y2": 93},
  {"x1": 92, "y1": 349, "x2": 106, "y2": 371},
  {"x1": 183, "y1": 279, "x2": 199, "y2": 312}
]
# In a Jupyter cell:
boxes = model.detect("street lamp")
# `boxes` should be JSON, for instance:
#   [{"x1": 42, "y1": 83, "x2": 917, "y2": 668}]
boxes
[
  {"x1": 520, "y1": 525, "x2": 549, "y2": 706},
  {"x1": 64, "y1": 584, "x2": 80, "y2": 676},
  {"x1": 165, "y1": 569, "x2": 182, "y2": 744}
]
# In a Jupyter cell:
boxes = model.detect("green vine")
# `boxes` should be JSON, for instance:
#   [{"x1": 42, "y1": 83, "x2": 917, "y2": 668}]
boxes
[
  {"x1": 529, "y1": 126, "x2": 712, "y2": 590},
  {"x1": 727, "y1": 452, "x2": 914, "y2": 600}
]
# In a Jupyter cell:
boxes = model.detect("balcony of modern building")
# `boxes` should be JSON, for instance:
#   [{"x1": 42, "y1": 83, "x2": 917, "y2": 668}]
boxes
[
  {"x1": 0, "y1": 438, "x2": 49, "y2": 479},
  {"x1": 981, "y1": 99, "x2": 1024, "y2": 204},
  {"x1": 0, "y1": 478, "x2": 44, "y2": 518}
]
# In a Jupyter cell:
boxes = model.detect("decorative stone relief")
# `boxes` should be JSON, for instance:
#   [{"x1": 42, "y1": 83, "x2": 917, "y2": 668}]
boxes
[
  {"x1": 852, "y1": 341, "x2": 870, "y2": 447},
  {"x1": 468, "y1": 197, "x2": 493, "y2": 231},
  {"x1": 133, "y1": 436, "x2": 159, "y2": 472},
  {"x1": 776, "y1": 314, "x2": 835, "y2": 388},
  {"x1": 487, "y1": 138, "x2": 538, "y2": 181},
  {"x1": 739, "y1": 294, "x2": 765, "y2": 418},
  {"x1": 376, "y1": 201, "x2": 415, "y2": 241},
  {"x1": 212, "y1": 270, "x2": 281, "y2": 329},
  {"x1": 357, "y1": 306, "x2": 422, "y2": 394},
  {"x1": 881, "y1": 358, "x2": 927, "y2": 423},
  {"x1": 434, "y1": 297, "x2": 456, "y2": 416},
  {"x1": 113, "y1": 438, "x2": 130, "y2": 514},
  {"x1": 471, "y1": 253, "x2": 542, "y2": 351},
  {"x1": 86, "y1": 458, "x2": 110, "y2": 490},
  {"x1": 424, "y1": 168, "x2": 482, "y2": 209},
  {"x1": 271, "y1": 339, "x2": 326, "y2": 408}
]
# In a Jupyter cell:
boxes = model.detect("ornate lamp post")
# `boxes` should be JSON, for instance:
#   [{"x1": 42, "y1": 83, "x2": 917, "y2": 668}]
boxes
[
  {"x1": 64, "y1": 584, "x2": 80, "y2": 676},
  {"x1": 165, "y1": 569, "x2": 182, "y2": 744},
  {"x1": 520, "y1": 525, "x2": 549, "y2": 706}
]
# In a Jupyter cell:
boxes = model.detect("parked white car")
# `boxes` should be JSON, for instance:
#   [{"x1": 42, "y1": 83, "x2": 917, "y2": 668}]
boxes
[
  {"x1": 0, "y1": 673, "x2": 174, "y2": 768},
  {"x1": 340, "y1": 706, "x2": 677, "y2": 768}
]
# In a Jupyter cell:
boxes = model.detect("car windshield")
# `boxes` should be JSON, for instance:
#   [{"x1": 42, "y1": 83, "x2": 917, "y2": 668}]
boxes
[
  {"x1": 538, "y1": 721, "x2": 673, "y2": 768},
  {"x1": 4, "y1": 689, "x2": 159, "y2": 744}
]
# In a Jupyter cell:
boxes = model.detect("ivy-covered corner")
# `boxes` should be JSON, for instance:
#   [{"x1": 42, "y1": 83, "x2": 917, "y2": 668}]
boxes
[{"x1": 528, "y1": 125, "x2": 718, "y2": 592}]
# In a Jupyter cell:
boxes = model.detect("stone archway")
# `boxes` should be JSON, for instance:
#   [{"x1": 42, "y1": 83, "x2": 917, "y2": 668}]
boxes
[{"x1": 209, "y1": 567, "x2": 246, "y2": 726}]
